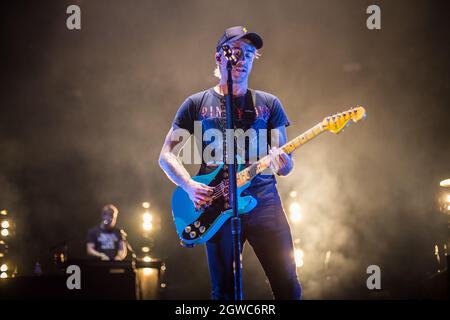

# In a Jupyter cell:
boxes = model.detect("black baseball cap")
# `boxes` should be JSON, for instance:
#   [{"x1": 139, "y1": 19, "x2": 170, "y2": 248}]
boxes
[{"x1": 216, "y1": 26, "x2": 263, "y2": 52}]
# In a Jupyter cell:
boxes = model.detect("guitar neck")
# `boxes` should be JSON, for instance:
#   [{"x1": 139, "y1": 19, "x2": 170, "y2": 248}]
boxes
[{"x1": 236, "y1": 122, "x2": 325, "y2": 187}]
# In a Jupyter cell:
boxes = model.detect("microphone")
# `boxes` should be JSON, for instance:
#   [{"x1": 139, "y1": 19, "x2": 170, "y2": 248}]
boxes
[
  {"x1": 221, "y1": 44, "x2": 238, "y2": 65},
  {"x1": 102, "y1": 217, "x2": 112, "y2": 226}
]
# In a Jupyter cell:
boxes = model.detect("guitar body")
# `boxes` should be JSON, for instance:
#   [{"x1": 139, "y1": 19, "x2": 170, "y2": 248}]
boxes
[{"x1": 171, "y1": 164, "x2": 257, "y2": 247}]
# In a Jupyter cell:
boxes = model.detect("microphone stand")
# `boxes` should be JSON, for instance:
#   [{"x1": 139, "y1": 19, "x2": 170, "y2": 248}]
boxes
[{"x1": 222, "y1": 44, "x2": 243, "y2": 300}]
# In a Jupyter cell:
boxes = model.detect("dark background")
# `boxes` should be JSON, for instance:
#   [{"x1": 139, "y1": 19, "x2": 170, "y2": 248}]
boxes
[{"x1": 1, "y1": 0, "x2": 449, "y2": 299}]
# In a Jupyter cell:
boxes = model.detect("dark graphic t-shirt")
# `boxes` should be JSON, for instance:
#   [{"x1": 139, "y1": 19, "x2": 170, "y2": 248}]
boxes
[
  {"x1": 87, "y1": 226, "x2": 123, "y2": 260},
  {"x1": 172, "y1": 88, "x2": 290, "y2": 207}
]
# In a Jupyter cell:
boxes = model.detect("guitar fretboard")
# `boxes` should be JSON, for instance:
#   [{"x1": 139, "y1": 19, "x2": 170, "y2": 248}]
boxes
[{"x1": 236, "y1": 122, "x2": 325, "y2": 187}]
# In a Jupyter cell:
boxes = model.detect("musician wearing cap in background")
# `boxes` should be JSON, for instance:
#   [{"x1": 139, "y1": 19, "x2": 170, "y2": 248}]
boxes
[{"x1": 86, "y1": 204, "x2": 127, "y2": 261}]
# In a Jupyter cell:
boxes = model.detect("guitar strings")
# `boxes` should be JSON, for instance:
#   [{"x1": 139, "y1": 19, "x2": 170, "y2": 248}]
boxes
[
  {"x1": 211, "y1": 182, "x2": 227, "y2": 199},
  {"x1": 201, "y1": 163, "x2": 261, "y2": 204},
  {"x1": 197, "y1": 182, "x2": 228, "y2": 207}
]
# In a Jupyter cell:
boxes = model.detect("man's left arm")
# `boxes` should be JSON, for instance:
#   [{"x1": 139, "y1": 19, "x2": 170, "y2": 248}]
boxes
[
  {"x1": 269, "y1": 125, "x2": 294, "y2": 177},
  {"x1": 114, "y1": 240, "x2": 128, "y2": 261}
]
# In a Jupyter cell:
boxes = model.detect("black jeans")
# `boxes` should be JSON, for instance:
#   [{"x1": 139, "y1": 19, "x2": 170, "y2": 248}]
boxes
[{"x1": 205, "y1": 202, "x2": 302, "y2": 300}]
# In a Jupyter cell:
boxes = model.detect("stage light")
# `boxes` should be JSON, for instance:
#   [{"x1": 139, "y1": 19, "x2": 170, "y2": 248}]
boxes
[
  {"x1": 289, "y1": 202, "x2": 302, "y2": 223},
  {"x1": 440, "y1": 179, "x2": 450, "y2": 187},
  {"x1": 142, "y1": 246, "x2": 150, "y2": 253},
  {"x1": 0, "y1": 264, "x2": 7, "y2": 272},
  {"x1": 289, "y1": 190, "x2": 297, "y2": 198},
  {"x1": 143, "y1": 221, "x2": 153, "y2": 231},
  {"x1": 0, "y1": 272, "x2": 7, "y2": 279},
  {"x1": 1, "y1": 221, "x2": 9, "y2": 229},
  {"x1": 141, "y1": 210, "x2": 161, "y2": 235},
  {"x1": 446, "y1": 195, "x2": 450, "y2": 203},
  {"x1": 137, "y1": 265, "x2": 160, "y2": 299},
  {"x1": 1, "y1": 229, "x2": 8, "y2": 237},
  {"x1": 447, "y1": 205, "x2": 450, "y2": 211},
  {"x1": 143, "y1": 212, "x2": 153, "y2": 222},
  {"x1": 143, "y1": 255, "x2": 152, "y2": 263},
  {"x1": 0, "y1": 240, "x2": 6, "y2": 257},
  {"x1": 294, "y1": 248, "x2": 304, "y2": 268},
  {"x1": 142, "y1": 212, "x2": 153, "y2": 231},
  {"x1": 0, "y1": 210, "x2": 7, "y2": 216},
  {"x1": 142, "y1": 202, "x2": 150, "y2": 209},
  {"x1": 143, "y1": 268, "x2": 154, "y2": 276}
]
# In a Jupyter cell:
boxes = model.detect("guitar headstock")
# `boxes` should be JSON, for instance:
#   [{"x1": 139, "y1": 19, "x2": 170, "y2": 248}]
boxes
[{"x1": 322, "y1": 106, "x2": 366, "y2": 134}]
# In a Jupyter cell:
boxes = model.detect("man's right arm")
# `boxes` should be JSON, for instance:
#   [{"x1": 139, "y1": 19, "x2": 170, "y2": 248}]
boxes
[
  {"x1": 158, "y1": 127, "x2": 193, "y2": 189},
  {"x1": 158, "y1": 127, "x2": 213, "y2": 207},
  {"x1": 86, "y1": 243, "x2": 109, "y2": 260}
]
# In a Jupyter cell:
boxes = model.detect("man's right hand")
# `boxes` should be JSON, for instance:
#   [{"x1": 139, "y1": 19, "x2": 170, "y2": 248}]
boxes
[
  {"x1": 182, "y1": 179, "x2": 214, "y2": 209},
  {"x1": 99, "y1": 253, "x2": 110, "y2": 261}
]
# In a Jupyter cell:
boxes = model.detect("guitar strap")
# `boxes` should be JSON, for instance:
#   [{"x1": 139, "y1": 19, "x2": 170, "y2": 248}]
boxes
[{"x1": 250, "y1": 88, "x2": 256, "y2": 108}]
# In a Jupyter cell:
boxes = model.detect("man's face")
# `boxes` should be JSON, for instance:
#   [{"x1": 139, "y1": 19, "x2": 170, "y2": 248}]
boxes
[
  {"x1": 217, "y1": 39, "x2": 256, "y2": 84},
  {"x1": 101, "y1": 210, "x2": 117, "y2": 229}
]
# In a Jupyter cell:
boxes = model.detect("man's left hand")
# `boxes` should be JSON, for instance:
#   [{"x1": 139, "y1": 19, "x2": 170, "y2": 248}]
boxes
[{"x1": 269, "y1": 147, "x2": 293, "y2": 176}]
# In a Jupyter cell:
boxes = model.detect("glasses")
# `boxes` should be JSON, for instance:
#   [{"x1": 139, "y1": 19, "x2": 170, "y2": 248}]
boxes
[{"x1": 230, "y1": 47, "x2": 256, "y2": 61}]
